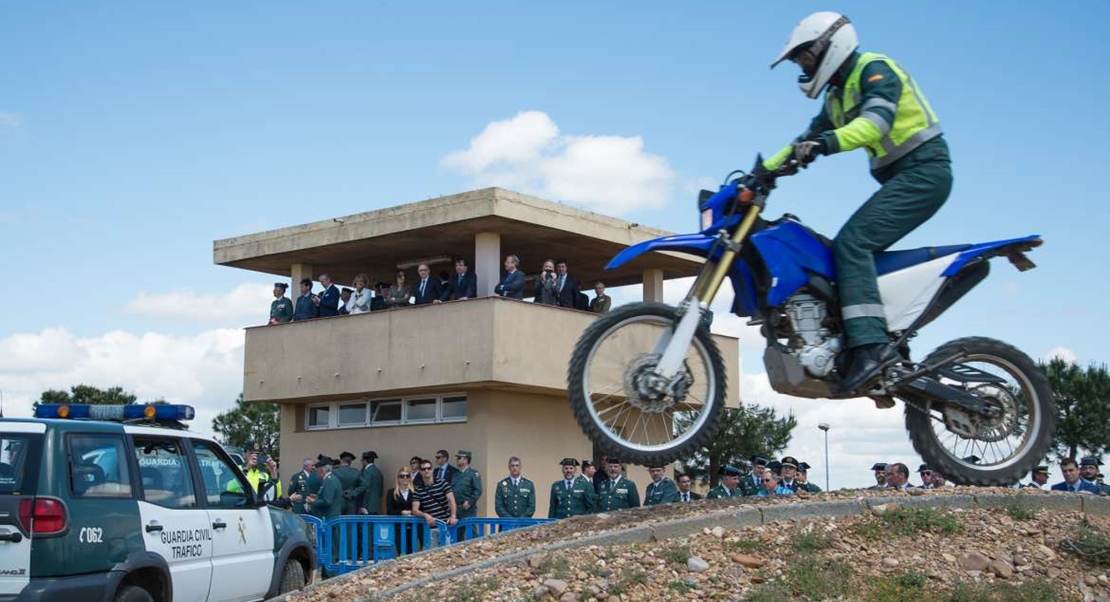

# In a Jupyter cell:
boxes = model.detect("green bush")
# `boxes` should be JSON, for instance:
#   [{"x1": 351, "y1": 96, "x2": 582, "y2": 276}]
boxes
[
  {"x1": 791, "y1": 531, "x2": 834, "y2": 553},
  {"x1": 1059, "y1": 520, "x2": 1110, "y2": 567},
  {"x1": 880, "y1": 507, "x2": 962, "y2": 536}
]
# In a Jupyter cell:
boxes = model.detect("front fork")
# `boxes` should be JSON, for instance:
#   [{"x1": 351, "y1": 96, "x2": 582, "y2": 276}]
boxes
[{"x1": 654, "y1": 205, "x2": 763, "y2": 381}]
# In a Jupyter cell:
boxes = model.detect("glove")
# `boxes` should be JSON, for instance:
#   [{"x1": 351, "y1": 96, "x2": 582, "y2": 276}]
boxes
[{"x1": 793, "y1": 140, "x2": 825, "y2": 166}]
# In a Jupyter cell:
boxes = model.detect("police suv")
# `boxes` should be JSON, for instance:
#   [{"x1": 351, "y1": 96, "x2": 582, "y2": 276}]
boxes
[{"x1": 0, "y1": 404, "x2": 316, "y2": 602}]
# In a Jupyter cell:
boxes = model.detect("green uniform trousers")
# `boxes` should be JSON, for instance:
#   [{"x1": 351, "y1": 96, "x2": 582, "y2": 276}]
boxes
[{"x1": 834, "y1": 136, "x2": 953, "y2": 347}]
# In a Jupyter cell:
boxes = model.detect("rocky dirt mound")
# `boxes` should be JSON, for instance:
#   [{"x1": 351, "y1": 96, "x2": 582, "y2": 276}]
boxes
[{"x1": 281, "y1": 488, "x2": 1110, "y2": 602}]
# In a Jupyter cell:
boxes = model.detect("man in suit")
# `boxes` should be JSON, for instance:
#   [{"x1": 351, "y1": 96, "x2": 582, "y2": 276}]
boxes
[
  {"x1": 315, "y1": 273, "x2": 341, "y2": 317},
  {"x1": 353, "y1": 450, "x2": 384, "y2": 515},
  {"x1": 433, "y1": 449, "x2": 458, "y2": 484},
  {"x1": 443, "y1": 258, "x2": 478, "y2": 301},
  {"x1": 553, "y1": 259, "x2": 581, "y2": 309},
  {"x1": 412, "y1": 263, "x2": 443, "y2": 305},
  {"x1": 643, "y1": 465, "x2": 679, "y2": 506},
  {"x1": 494, "y1": 254, "x2": 525, "y2": 299},
  {"x1": 495, "y1": 456, "x2": 536, "y2": 518},
  {"x1": 676, "y1": 473, "x2": 702, "y2": 502},
  {"x1": 1052, "y1": 458, "x2": 1102, "y2": 493},
  {"x1": 293, "y1": 278, "x2": 318, "y2": 321},
  {"x1": 590, "y1": 281, "x2": 612, "y2": 314}
]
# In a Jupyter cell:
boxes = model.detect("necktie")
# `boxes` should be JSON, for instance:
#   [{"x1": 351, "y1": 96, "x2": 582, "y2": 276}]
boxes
[
  {"x1": 439, "y1": 466, "x2": 445, "y2": 481},
  {"x1": 683, "y1": 493, "x2": 689, "y2": 502},
  {"x1": 420, "y1": 279, "x2": 427, "y2": 297},
  {"x1": 565, "y1": 480, "x2": 572, "y2": 490},
  {"x1": 557, "y1": 275, "x2": 564, "y2": 292}
]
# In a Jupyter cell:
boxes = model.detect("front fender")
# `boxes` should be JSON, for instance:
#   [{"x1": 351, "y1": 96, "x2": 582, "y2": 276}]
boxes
[{"x1": 606, "y1": 233, "x2": 716, "y2": 270}]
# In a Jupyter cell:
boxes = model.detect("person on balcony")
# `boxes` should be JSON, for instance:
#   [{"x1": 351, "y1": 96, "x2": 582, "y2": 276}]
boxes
[
  {"x1": 495, "y1": 255, "x2": 525, "y2": 300},
  {"x1": 388, "y1": 270, "x2": 412, "y2": 307}
]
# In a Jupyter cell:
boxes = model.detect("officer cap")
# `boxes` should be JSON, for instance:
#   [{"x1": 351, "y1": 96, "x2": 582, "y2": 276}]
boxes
[
  {"x1": 244, "y1": 441, "x2": 260, "y2": 454},
  {"x1": 456, "y1": 450, "x2": 472, "y2": 460},
  {"x1": 1081, "y1": 456, "x2": 1102, "y2": 467},
  {"x1": 274, "y1": 282, "x2": 288, "y2": 290},
  {"x1": 559, "y1": 458, "x2": 580, "y2": 467},
  {"x1": 606, "y1": 457, "x2": 622, "y2": 466},
  {"x1": 332, "y1": 458, "x2": 341, "y2": 466},
  {"x1": 341, "y1": 287, "x2": 354, "y2": 294},
  {"x1": 917, "y1": 464, "x2": 930, "y2": 473},
  {"x1": 962, "y1": 455, "x2": 981, "y2": 464},
  {"x1": 315, "y1": 457, "x2": 333, "y2": 468},
  {"x1": 767, "y1": 460, "x2": 782, "y2": 472},
  {"x1": 780, "y1": 456, "x2": 798, "y2": 469},
  {"x1": 721, "y1": 466, "x2": 742, "y2": 477},
  {"x1": 581, "y1": 460, "x2": 594, "y2": 469},
  {"x1": 1032, "y1": 465, "x2": 1049, "y2": 475},
  {"x1": 646, "y1": 463, "x2": 665, "y2": 469},
  {"x1": 750, "y1": 455, "x2": 769, "y2": 467},
  {"x1": 797, "y1": 462, "x2": 810, "y2": 473},
  {"x1": 870, "y1": 463, "x2": 888, "y2": 471},
  {"x1": 339, "y1": 451, "x2": 356, "y2": 461},
  {"x1": 362, "y1": 450, "x2": 379, "y2": 461}
]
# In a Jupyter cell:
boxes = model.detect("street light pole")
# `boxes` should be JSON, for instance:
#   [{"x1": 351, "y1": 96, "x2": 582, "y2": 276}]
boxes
[{"x1": 818, "y1": 423, "x2": 830, "y2": 491}]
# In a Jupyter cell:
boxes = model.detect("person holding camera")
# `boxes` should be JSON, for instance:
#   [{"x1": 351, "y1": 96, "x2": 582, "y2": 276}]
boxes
[
  {"x1": 241, "y1": 442, "x2": 282, "y2": 500},
  {"x1": 533, "y1": 259, "x2": 559, "y2": 306}
]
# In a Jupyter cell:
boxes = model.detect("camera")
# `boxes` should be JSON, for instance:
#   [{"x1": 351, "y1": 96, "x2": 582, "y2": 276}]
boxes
[{"x1": 259, "y1": 454, "x2": 269, "y2": 466}]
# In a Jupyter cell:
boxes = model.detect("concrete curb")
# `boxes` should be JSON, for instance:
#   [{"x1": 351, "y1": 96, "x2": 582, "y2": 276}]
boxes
[{"x1": 269, "y1": 491, "x2": 1104, "y2": 600}]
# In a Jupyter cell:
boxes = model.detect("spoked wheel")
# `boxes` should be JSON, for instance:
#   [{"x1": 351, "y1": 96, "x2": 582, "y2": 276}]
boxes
[
  {"x1": 567, "y1": 302, "x2": 726, "y2": 465},
  {"x1": 903, "y1": 337, "x2": 1055, "y2": 486}
]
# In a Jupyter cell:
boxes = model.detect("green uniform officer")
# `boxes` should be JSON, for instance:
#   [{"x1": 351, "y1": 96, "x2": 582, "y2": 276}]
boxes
[
  {"x1": 495, "y1": 456, "x2": 536, "y2": 518},
  {"x1": 739, "y1": 456, "x2": 768, "y2": 497},
  {"x1": 288, "y1": 458, "x2": 314, "y2": 513},
  {"x1": 643, "y1": 465, "x2": 680, "y2": 506},
  {"x1": 707, "y1": 466, "x2": 743, "y2": 499},
  {"x1": 451, "y1": 450, "x2": 482, "y2": 519},
  {"x1": 766, "y1": 12, "x2": 952, "y2": 398},
  {"x1": 596, "y1": 458, "x2": 640, "y2": 511},
  {"x1": 333, "y1": 451, "x2": 361, "y2": 515},
  {"x1": 351, "y1": 451, "x2": 384, "y2": 514},
  {"x1": 796, "y1": 462, "x2": 822, "y2": 492},
  {"x1": 309, "y1": 458, "x2": 343, "y2": 519},
  {"x1": 548, "y1": 458, "x2": 596, "y2": 519},
  {"x1": 269, "y1": 282, "x2": 294, "y2": 324}
]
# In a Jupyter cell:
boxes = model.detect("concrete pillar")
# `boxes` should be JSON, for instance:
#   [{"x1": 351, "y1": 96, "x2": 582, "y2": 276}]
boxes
[
  {"x1": 475, "y1": 232, "x2": 501, "y2": 296},
  {"x1": 291, "y1": 263, "x2": 315, "y2": 293},
  {"x1": 643, "y1": 268, "x2": 664, "y2": 302}
]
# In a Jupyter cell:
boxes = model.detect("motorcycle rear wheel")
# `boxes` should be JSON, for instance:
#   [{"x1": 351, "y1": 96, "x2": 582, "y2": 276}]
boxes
[
  {"x1": 567, "y1": 302, "x2": 726, "y2": 465},
  {"x1": 903, "y1": 336, "x2": 1055, "y2": 486}
]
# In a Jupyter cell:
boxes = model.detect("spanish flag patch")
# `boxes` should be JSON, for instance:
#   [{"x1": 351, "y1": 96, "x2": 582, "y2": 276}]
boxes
[{"x1": 867, "y1": 74, "x2": 885, "y2": 83}]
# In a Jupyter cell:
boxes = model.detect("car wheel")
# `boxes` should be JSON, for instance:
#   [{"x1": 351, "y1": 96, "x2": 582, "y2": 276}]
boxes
[
  {"x1": 114, "y1": 585, "x2": 154, "y2": 602},
  {"x1": 279, "y1": 558, "x2": 306, "y2": 594}
]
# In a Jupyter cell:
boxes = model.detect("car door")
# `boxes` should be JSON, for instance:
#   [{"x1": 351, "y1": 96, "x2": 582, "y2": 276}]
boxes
[
  {"x1": 0, "y1": 423, "x2": 44, "y2": 599},
  {"x1": 132, "y1": 434, "x2": 213, "y2": 602},
  {"x1": 191, "y1": 440, "x2": 272, "y2": 602}
]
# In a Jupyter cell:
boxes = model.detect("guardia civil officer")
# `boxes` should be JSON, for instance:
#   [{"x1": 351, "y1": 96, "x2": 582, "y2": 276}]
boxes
[
  {"x1": 308, "y1": 457, "x2": 342, "y2": 519},
  {"x1": 796, "y1": 462, "x2": 822, "y2": 492},
  {"x1": 766, "y1": 12, "x2": 952, "y2": 398},
  {"x1": 739, "y1": 456, "x2": 768, "y2": 497},
  {"x1": 869, "y1": 462, "x2": 888, "y2": 489},
  {"x1": 596, "y1": 458, "x2": 640, "y2": 511},
  {"x1": 548, "y1": 458, "x2": 596, "y2": 518},
  {"x1": 452, "y1": 450, "x2": 482, "y2": 540},
  {"x1": 352, "y1": 450, "x2": 384, "y2": 514},
  {"x1": 707, "y1": 466, "x2": 743, "y2": 499},
  {"x1": 1080, "y1": 456, "x2": 1110, "y2": 495},
  {"x1": 288, "y1": 457, "x2": 314, "y2": 513},
  {"x1": 269, "y1": 282, "x2": 294, "y2": 324},
  {"x1": 332, "y1": 451, "x2": 361, "y2": 515},
  {"x1": 495, "y1": 456, "x2": 536, "y2": 518},
  {"x1": 643, "y1": 464, "x2": 680, "y2": 506}
]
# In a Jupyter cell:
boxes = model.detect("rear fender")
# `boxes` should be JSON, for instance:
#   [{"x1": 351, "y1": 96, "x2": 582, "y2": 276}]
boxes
[
  {"x1": 605, "y1": 233, "x2": 717, "y2": 269},
  {"x1": 941, "y1": 235, "x2": 1042, "y2": 276}
]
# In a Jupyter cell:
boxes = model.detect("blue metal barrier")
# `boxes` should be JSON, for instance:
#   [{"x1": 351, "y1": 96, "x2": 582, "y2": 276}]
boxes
[
  {"x1": 298, "y1": 515, "x2": 327, "y2": 566},
  {"x1": 321, "y1": 516, "x2": 430, "y2": 575},
  {"x1": 449, "y1": 517, "x2": 554, "y2": 541}
]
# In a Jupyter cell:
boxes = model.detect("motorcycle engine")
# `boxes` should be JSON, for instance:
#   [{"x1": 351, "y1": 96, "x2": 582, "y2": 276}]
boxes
[{"x1": 783, "y1": 294, "x2": 842, "y2": 378}]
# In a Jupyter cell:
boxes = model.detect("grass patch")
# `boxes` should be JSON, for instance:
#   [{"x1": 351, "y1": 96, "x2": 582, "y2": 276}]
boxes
[
  {"x1": 726, "y1": 538, "x2": 762, "y2": 553},
  {"x1": 851, "y1": 519, "x2": 885, "y2": 541},
  {"x1": 1003, "y1": 502, "x2": 1036, "y2": 521},
  {"x1": 1060, "y1": 519, "x2": 1110, "y2": 567},
  {"x1": 880, "y1": 507, "x2": 962, "y2": 536},
  {"x1": 773, "y1": 555, "x2": 854, "y2": 600},
  {"x1": 947, "y1": 579, "x2": 1072, "y2": 602},
  {"x1": 534, "y1": 555, "x2": 572, "y2": 579},
  {"x1": 660, "y1": 544, "x2": 691, "y2": 565},
  {"x1": 791, "y1": 530, "x2": 834, "y2": 553},
  {"x1": 744, "y1": 583, "x2": 792, "y2": 602},
  {"x1": 450, "y1": 575, "x2": 500, "y2": 602},
  {"x1": 668, "y1": 580, "x2": 694, "y2": 594},
  {"x1": 865, "y1": 571, "x2": 933, "y2": 602},
  {"x1": 607, "y1": 569, "x2": 648, "y2": 597}
]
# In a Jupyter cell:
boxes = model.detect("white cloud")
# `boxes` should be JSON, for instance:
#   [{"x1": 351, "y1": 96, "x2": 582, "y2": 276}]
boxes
[
  {"x1": 0, "y1": 327, "x2": 245, "y2": 437},
  {"x1": 441, "y1": 110, "x2": 676, "y2": 214},
  {"x1": 0, "y1": 112, "x2": 20, "y2": 129},
  {"x1": 123, "y1": 282, "x2": 273, "y2": 324},
  {"x1": 1044, "y1": 346, "x2": 1077, "y2": 364}
]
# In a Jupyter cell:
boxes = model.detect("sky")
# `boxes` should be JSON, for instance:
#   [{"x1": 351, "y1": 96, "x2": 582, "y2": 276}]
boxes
[{"x1": 1, "y1": 2, "x2": 1106, "y2": 489}]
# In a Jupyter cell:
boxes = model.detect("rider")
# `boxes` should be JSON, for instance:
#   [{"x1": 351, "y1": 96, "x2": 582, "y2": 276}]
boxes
[{"x1": 764, "y1": 12, "x2": 953, "y2": 399}]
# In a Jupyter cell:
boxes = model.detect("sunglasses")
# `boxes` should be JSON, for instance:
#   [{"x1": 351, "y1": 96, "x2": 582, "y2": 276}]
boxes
[{"x1": 421, "y1": 467, "x2": 433, "y2": 471}]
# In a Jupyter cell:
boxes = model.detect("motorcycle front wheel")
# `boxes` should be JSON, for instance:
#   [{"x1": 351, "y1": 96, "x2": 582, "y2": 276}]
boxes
[
  {"x1": 903, "y1": 336, "x2": 1056, "y2": 486},
  {"x1": 567, "y1": 302, "x2": 726, "y2": 465}
]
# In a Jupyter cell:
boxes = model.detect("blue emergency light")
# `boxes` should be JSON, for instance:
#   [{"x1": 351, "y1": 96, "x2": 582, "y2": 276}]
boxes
[{"x1": 33, "y1": 404, "x2": 195, "y2": 422}]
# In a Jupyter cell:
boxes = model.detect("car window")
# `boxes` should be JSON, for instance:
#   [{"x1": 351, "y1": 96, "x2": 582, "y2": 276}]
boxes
[
  {"x1": 70, "y1": 434, "x2": 133, "y2": 498},
  {"x1": 133, "y1": 437, "x2": 197, "y2": 509},
  {"x1": 193, "y1": 442, "x2": 251, "y2": 509},
  {"x1": 0, "y1": 434, "x2": 42, "y2": 495}
]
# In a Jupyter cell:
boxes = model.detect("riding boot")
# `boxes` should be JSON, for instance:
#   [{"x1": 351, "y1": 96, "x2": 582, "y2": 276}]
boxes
[{"x1": 836, "y1": 343, "x2": 896, "y2": 396}]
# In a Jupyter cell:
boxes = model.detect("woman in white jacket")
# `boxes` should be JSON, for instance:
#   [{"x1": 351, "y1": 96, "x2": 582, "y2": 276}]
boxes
[{"x1": 347, "y1": 273, "x2": 372, "y2": 314}]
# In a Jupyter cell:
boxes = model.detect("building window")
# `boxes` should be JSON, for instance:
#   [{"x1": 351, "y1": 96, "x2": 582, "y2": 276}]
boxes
[
  {"x1": 405, "y1": 398, "x2": 437, "y2": 423},
  {"x1": 441, "y1": 395, "x2": 467, "y2": 421},
  {"x1": 307, "y1": 405, "x2": 330, "y2": 430},
  {"x1": 338, "y1": 403, "x2": 367, "y2": 427},
  {"x1": 371, "y1": 399, "x2": 402, "y2": 424}
]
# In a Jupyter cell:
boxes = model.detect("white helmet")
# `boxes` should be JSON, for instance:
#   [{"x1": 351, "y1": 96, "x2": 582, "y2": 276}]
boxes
[{"x1": 770, "y1": 12, "x2": 859, "y2": 99}]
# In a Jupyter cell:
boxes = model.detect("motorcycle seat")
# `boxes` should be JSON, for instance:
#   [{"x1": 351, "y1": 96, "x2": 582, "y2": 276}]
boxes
[{"x1": 874, "y1": 245, "x2": 972, "y2": 276}]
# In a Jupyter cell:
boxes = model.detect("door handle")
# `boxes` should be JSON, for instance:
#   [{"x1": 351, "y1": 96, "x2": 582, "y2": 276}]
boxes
[
  {"x1": 0, "y1": 532, "x2": 23, "y2": 543},
  {"x1": 212, "y1": 520, "x2": 227, "y2": 530},
  {"x1": 145, "y1": 523, "x2": 163, "y2": 533}
]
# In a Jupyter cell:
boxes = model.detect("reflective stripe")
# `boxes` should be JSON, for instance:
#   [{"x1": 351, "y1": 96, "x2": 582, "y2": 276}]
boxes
[
  {"x1": 842, "y1": 304, "x2": 886, "y2": 320},
  {"x1": 870, "y1": 122, "x2": 943, "y2": 169},
  {"x1": 906, "y1": 76, "x2": 937, "y2": 127},
  {"x1": 861, "y1": 111, "x2": 893, "y2": 137},
  {"x1": 861, "y1": 97, "x2": 898, "y2": 114}
]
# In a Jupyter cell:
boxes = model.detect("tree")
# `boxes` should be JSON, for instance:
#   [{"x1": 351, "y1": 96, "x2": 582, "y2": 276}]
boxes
[
  {"x1": 38, "y1": 384, "x2": 138, "y2": 406},
  {"x1": 1042, "y1": 358, "x2": 1110, "y2": 460},
  {"x1": 211, "y1": 394, "x2": 281, "y2": 461},
  {"x1": 678, "y1": 405, "x2": 798, "y2": 487}
]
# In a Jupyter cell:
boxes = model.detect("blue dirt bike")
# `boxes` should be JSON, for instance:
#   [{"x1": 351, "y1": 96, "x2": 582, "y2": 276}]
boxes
[{"x1": 567, "y1": 156, "x2": 1053, "y2": 486}]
